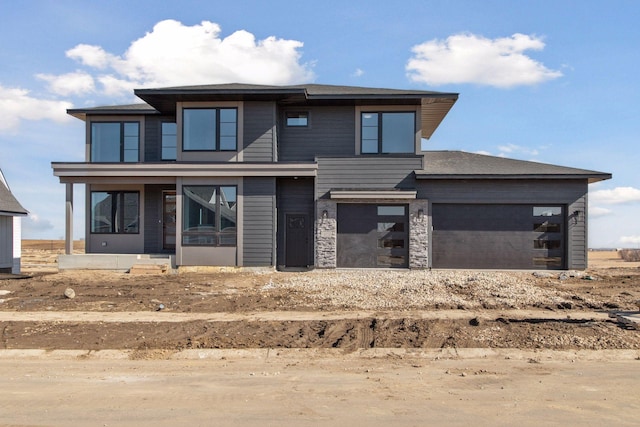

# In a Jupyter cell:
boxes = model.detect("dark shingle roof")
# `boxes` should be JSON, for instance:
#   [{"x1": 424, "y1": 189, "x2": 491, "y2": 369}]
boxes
[
  {"x1": 416, "y1": 151, "x2": 611, "y2": 183},
  {"x1": 67, "y1": 103, "x2": 158, "y2": 120},
  {"x1": 0, "y1": 169, "x2": 28, "y2": 215}
]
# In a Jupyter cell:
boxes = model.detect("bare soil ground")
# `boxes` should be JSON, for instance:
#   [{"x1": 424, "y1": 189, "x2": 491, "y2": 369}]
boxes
[{"x1": 1, "y1": 241, "x2": 639, "y2": 353}]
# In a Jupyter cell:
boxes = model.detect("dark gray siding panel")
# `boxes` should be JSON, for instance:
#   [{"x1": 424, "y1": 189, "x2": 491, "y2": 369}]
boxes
[
  {"x1": 276, "y1": 178, "x2": 315, "y2": 266},
  {"x1": 279, "y1": 106, "x2": 355, "y2": 161},
  {"x1": 144, "y1": 184, "x2": 175, "y2": 253},
  {"x1": 316, "y1": 156, "x2": 423, "y2": 199},
  {"x1": 243, "y1": 102, "x2": 275, "y2": 162},
  {"x1": 144, "y1": 115, "x2": 175, "y2": 162},
  {"x1": 416, "y1": 179, "x2": 588, "y2": 270},
  {"x1": 243, "y1": 177, "x2": 276, "y2": 266}
]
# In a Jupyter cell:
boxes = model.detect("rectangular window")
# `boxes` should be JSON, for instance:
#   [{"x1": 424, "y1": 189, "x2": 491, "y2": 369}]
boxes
[
  {"x1": 533, "y1": 223, "x2": 562, "y2": 233},
  {"x1": 361, "y1": 112, "x2": 415, "y2": 154},
  {"x1": 286, "y1": 112, "x2": 308, "y2": 127},
  {"x1": 91, "y1": 122, "x2": 139, "y2": 162},
  {"x1": 377, "y1": 205, "x2": 406, "y2": 216},
  {"x1": 183, "y1": 108, "x2": 237, "y2": 151},
  {"x1": 182, "y1": 185, "x2": 237, "y2": 246},
  {"x1": 377, "y1": 222, "x2": 405, "y2": 232},
  {"x1": 90, "y1": 191, "x2": 139, "y2": 234},
  {"x1": 161, "y1": 122, "x2": 177, "y2": 160}
]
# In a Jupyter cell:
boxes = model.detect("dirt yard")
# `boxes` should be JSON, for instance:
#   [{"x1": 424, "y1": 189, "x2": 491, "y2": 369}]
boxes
[{"x1": 1, "y1": 242, "x2": 639, "y2": 352}]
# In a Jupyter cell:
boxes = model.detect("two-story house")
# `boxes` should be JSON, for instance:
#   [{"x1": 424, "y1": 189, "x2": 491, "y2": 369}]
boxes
[{"x1": 52, "y1": 83, "x2": 611, "y2": 270}]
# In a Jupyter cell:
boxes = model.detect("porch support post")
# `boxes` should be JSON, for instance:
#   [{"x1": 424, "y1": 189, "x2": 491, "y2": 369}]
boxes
[{"x1": 65, "y1": 183, "x2": 73, "y2": 255}]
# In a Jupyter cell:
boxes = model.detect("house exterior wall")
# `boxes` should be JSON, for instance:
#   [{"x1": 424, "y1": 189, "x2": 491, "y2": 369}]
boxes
[
  {"x1": 415, "y1": 179, "x2": 589, "y2": 270},
  {"x1": 243, "y1": 102, "x2": 276, "y2": 162},
  {"x1": 243, "y1": 177, "x2": 276, "y2": 266},
  {"x1": 0, "y1": 215, "x2": 12, "y2": 271},
  {"x1": 278, "y1": 106, "x2": 355, "y2": 161}
]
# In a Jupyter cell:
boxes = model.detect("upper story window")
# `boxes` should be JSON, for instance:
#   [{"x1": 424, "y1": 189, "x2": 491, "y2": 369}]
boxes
[
  {"x1": 286, "y1": 111, "x2": 309, "y2": 127},
  {"x1": 361, "y1": 112, "x2": 415, "y2": 154},
  {"x1": 183, "y1": 108, "x2": 237, "y2": 151},
  {"x1": 91, "y1": 122, "x2": 139, "y2": 162},
  {"x1": 161, "y1": 122, "x2": 177, "y2": 160}
]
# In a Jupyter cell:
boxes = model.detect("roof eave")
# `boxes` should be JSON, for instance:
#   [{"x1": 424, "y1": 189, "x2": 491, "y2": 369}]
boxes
[{"x1": 414, "y1": 172, "x2": 612, "y2": 183}]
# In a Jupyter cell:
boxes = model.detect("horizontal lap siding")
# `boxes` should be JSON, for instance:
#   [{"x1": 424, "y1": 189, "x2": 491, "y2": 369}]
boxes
[
  {"x1": 0, "y1": 217, "x2": 12, "y2": 269},
  {"x1": 243, "y1": 102, "x2": 275, "y2": 162},
  {"x1": 243, "y1": 177, "x2": 276, "y2": 266},
  {"x1": 416, "y1": 179, "x2": 589, "y2": 270},
  {"x1": 316, "y1": 157, "x2": 423, "y2": 199},
  {"x1": 279, "y1": 106, "x2": 355, "y2": 161}
]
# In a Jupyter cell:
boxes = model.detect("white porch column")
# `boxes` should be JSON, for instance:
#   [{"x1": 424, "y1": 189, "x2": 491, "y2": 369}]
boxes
[{"x1": 65, "y1": 183, "x2": 73, "y2": 255}]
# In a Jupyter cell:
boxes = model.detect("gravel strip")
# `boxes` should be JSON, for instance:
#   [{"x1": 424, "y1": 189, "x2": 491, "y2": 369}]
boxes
[{"x1": 265, "y1": 270, "x2": 600, "y2": 310}]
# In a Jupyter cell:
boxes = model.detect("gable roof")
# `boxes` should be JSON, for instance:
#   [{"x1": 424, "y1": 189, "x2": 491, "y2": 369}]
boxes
[
  {"x1": 0, "y1": 169, "x2": 28, "y2": 216},
  {"x1": 416, "y1": 151, "x2": 611, "y2": 183}
]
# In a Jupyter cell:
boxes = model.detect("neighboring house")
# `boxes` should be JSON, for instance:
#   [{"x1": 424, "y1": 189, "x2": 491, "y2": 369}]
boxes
[
  {"x1": 51, "y1": 83, "x2": 611, "y2": 270},
  {"x1": 0, "y1": 168, "x2": 28, "y2": 274}
]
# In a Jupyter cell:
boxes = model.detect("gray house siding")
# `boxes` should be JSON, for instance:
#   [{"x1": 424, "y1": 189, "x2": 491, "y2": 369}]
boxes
[
  {"x1": 416, "y1": 179, "x2": 588, "y2": 269},
  {"x1": 243, "y1": 102, "x2": 276, "y2": 162},
  {"x1": 316, "y1": 156, "x2": 423, "y2": 199},
  {"x1": 0, "y1": 216, "x2": 12, "y2": 272},
  {"x1": 243, "y1": 177, "x2": 276, "y2": 266},
  {"x1": 278, "y1": 106, "x2": 355, "y2": 162}
]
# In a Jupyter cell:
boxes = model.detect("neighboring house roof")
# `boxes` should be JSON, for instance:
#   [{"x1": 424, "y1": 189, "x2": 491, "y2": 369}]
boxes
[
  {"x1": 0, "y1": 169, "x2": 28, "y2": 216},
  {"x1": 416, "y1": 151, "x2": 611, "y2": 183}
]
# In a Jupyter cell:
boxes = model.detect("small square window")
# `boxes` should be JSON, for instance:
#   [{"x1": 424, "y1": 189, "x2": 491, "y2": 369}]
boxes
[{"x1": 286, "y1": 112, "x2": 308, "y2": 127}]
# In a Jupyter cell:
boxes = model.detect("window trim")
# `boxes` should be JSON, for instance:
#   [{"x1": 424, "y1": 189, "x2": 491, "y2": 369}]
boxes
[
  {"x1": 182, "y1": 107, "x2": 238, "y2": 152},
  {"x1": 161, "y1": 121, "x2": 177, "y2": 161},
  {"x1": 355, "y1": 106, "x2": 419, "y2": 155},
  {"x1": 90, "y1": 191, "x2": 140, "y2": 234},
  {"x1": 90, "y1": 121, "x2": 140, "y2": 163},
  {"x1": 285, "y1": 111, "x2": 309, "y2": 127}
]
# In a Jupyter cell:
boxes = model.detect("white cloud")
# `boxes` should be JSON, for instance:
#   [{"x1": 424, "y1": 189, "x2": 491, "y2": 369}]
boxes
[
  {"x1": 496, "y1": 143, "x2": 539, "y2": 157},
  {"x1": 0, "y1": 85, "x2": 73, "y2": 132},
  {"x1": 589, "y1": 207, "x2": 612, "y2": 218},
  {"x1": 620, "y1": 235, "x2": 640, "y2": 245},
  {"x1": 406, "y1": 33, "x2": 562, "y2": 88},
  {"x1": 474, "y1": 150, "x2": 491, "y2": 156},
  {"x1": 590, "y1": 187, "x2": 640, "y2": 205},
  {"x1": 36, "y1": 71, "x2": 96, "y2": 96},
  {"x1": 352, "y1": 68, "x2": 364, "y2": 77},
  {"x1": 55, "y1": 19, "x2": 315, "y2": 98},
  {"x1": 21, "y1": 213, "x2": 55, "y2": 236}
]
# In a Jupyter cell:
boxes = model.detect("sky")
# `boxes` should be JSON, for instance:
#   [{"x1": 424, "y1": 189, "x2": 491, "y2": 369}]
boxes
[{"x1": 0, "y1": 0, "x2": 638, "y2": 248}]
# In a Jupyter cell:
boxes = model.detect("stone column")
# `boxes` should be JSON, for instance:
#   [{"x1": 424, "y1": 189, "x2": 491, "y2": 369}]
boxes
[
  {"x1": 409, "y1": 199, "x2": 429, "y2": 269},
  {"x1": 315, "y1": 199, "x2": 336, "y2": 268}
]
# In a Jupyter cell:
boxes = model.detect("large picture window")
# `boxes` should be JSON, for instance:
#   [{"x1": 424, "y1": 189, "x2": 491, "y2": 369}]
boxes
[
  {"x1": 183, "y1": 108, "x2": 237, "y2": 151},
  {"x1": 361, "y1": 112, "x2": 415, "y2": 154},
  {"x1": 182, "y1": 185, "x2": 237, "y2": 246},
  {"x1": 90, "y1": 191, "x2": 139, "y2": 234},
  {"x1": 91, "y1": 122, "x2": 139, "y2": 162}
]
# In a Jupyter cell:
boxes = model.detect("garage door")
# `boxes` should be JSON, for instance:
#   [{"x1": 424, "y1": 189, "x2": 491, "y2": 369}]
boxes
[
  {"x1": 432, "y1": 204, "x2": 565, "y2": 270},
  {"x1": 337, "y1": 204, "x2": 408, "y2": 268}
]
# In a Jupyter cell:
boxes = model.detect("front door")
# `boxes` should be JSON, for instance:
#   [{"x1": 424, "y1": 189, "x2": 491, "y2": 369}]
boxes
[
  {"x1": 163, "y1": 191, "x2": 176, "y2": 250},
  {"x1": 285, "y1": 213, "x2": 309, "y2": 267}
]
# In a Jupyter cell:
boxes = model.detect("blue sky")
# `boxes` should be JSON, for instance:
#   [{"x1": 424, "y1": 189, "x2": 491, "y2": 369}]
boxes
[{"x1": 1, "y1": 0, "x2": 638, "y2": 248}]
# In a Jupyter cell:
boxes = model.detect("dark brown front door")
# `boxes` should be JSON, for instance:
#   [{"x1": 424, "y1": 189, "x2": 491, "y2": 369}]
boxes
[
  {"x1": 163, "y1": 191, "x2": 176, "y2": 250},
  {"x1": 285, "y1": 214, "x2": 309, "y2": 267}
]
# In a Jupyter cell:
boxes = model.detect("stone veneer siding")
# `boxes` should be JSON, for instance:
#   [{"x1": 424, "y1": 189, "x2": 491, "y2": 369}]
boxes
[{"x1": 315, "y1": 198, "x2": 429, "y2": 269}]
